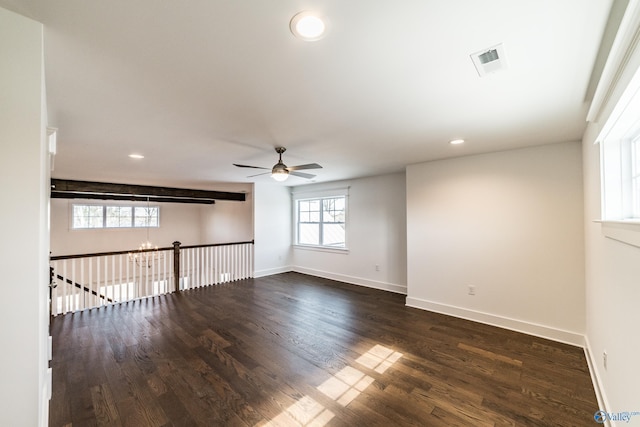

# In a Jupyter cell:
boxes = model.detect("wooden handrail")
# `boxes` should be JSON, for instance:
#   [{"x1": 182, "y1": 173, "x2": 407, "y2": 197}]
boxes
[
  {"x1": 55, "y1": 273, "x2": 114, "y2": 303},
  {"x1": 50, "y1": 240, "x2": 255, "y2": 261}
]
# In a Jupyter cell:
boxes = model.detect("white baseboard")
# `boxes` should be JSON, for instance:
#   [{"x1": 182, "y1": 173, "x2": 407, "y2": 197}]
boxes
[
  {"x1": 292, "y1": 266, "x2": 407, "y2": 295},
  {"x1": 405, "y1": 296, "x2": 584, "y2": 347},
  {"x1": 584, "y1": 335, "x2": 611, "y2": 426},
  {"x1": 254, "y1": 266, "x2": 293, "y2": 278}
]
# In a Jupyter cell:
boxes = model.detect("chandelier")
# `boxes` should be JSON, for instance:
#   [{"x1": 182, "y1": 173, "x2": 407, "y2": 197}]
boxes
[
  {"x1": 128, "y1": 198, "x2": 163, "y2": 268},
  {"x1": 128, "y1": 240, "x2": 163, "y2": 268}
]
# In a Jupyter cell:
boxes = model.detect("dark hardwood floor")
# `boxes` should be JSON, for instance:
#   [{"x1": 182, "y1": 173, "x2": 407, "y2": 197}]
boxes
[{"x1": 50, "y1": 272, "x2": 598, "y2": 426}]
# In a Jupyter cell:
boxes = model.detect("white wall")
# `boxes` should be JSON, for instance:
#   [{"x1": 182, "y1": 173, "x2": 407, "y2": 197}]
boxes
[
  {"x1": 50, "y1": 199, "x2": 205, "y2": 255},
  {"x1": 406, "y1": 142, "x2": 585, "y2": 345},
  {"x1": 580, "y1": 1, "x2": 640, "y2": 414},
  {"x1": 583, "y1": 122, "x2": 640, "y2": 418},
  {"x1": 200, "y1": 200, "x2": 253, "y2": 244},
  {"x1": 253, "y1": 182, "x2": 292, "y2": 277},
  {"x1": 0, "y1": 7, "x2": 49, "y2": 426},
  {"x1": 291, "y1": 173, "x2": 407, "y2": 294}
]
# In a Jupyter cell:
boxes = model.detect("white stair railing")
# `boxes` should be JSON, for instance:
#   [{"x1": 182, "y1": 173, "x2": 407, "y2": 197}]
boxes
[
  {"x1": 178, "y1": 242, "x2": 254, "y2": 290},
  {"x1": 49, "y1": 240, "x2": 254, "y2": 316}
]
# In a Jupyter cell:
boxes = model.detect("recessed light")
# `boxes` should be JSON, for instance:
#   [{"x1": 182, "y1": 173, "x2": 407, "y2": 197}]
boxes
[
  {"x1": 128, "y1": 154, "x2": 144, "y2": 159},
  {"x1": 449, "y1": 139, "x2": 465, "y2": 145},
  {"x1": 290, "y1": 11, "x2": 327, "y2": 41}
]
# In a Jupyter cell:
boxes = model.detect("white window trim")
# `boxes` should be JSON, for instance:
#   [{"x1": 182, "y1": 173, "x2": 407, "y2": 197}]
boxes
[
  {"x1": 292, "y1": 244, "x2": 350, "y2": 254},
  {"x1": 595, "y1": 46, "x2": 640, "y2": 247},
  {"x1": 594, "y1": 220, "x2": 640, "y2": 248},
  {"x1": 586, "y1": 0, "x2": 640, "y2": 248},
  {"x1": 291, "y1": 186, "x2": 350, "y2": 251}
]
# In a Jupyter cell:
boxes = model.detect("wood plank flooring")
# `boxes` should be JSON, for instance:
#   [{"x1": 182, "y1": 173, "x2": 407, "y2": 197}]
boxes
[{"x1": 50, "y1": 272, "x2": 599, "y2": 426}]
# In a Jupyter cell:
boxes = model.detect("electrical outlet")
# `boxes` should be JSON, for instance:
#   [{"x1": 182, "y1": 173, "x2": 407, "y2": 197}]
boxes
[
  {"x1": 375, "y1": 264, "x2": 380, "y2": 272},
  {"x1": 468, "y1": 285, "x2": 476, "y2": 296},
  {"x1": 603, "y1": 350, "x2": 608, "y2": 369}
]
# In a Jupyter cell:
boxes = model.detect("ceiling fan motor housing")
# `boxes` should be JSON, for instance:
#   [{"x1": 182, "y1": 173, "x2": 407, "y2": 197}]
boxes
[{"x1": 272, "y1": 161, "x2": 289, "y2": 175}]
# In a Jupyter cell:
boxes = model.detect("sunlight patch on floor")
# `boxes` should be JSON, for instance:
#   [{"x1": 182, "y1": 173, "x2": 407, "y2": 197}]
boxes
[
  {"x1": 258, "y1": 344, "x2": 402, "y2": 426},
  {"x1": 317, "y1": 365, "x2": 375, "y2": 406},
  {"x1": 262, "y1": 395, "x2": 334, "y2": 427},
  {"x1": 356, "y1": 344, "x2": 403, "y2": 374},
  {"x1": 264, "y1": 396, "x2": 334, "y2": 427}
]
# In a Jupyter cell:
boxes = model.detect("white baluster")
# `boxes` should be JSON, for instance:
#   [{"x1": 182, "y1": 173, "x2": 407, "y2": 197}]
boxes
[
  {"x1": 196, "y1": 247, "x2": 201, "y2": 288},
  {"x1": 61, "y1": 260, "x2": 67, "y2": 315},
  {"x1": 116, "y1": 254, "x2": 121, "y2": 303}
]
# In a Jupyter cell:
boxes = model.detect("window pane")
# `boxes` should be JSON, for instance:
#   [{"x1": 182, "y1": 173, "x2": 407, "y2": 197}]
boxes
[
  {"x1": 134, "y1": 206, "x2": 159, "y2": 227},
  {"x1": 73, "y1": 205, "x2": 104, "y2": 228},
  {"x1": 106, "y1": 208, "x2": 118, "y2": 227},
  {"x1": 106, "y1": 206, "x2": 132, "y2": 227},
  {"x1": 88, "y1": 206, "x2": 101, "y2": 215},
  {"x1": 299, "y1": 199, "x2": 321, "y2": 223},
  {"x1": 121, "y1": 207, "x2": 133, "y2": 226},
  {"x1": 323, "y1": 197, "x2": 345, "y2": 223},
  {"x1": 323, "y1": 224, "x2": 345, "y2": 247},
  {"x1": 73, "y1": 206, "x2": 87, "y2": 228},
  {"x1": 299, "y1": 224, "x2": 319, "y2": 245}
]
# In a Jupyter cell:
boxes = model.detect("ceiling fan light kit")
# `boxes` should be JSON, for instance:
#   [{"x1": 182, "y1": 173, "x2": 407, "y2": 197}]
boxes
[
  {"x1": 233, "y1": 147, "x2": 322, "y2": 182},
  {"x1": 271, "y1": 165, "x2": 290, "y2": 182}
]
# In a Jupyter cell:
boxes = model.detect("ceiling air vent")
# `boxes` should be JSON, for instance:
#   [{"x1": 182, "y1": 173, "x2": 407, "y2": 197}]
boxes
[{"x1": 471, "y1": 43, "x2": 508, "y2": 77}]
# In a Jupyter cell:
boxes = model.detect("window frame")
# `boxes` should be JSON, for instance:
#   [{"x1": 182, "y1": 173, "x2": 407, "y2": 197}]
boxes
[
  {"x1": 71, "y1": 203, "x2": 160, "y2": 230},
  {"x1": 294, "y1": 195, "x2": 348, "y2": 250},
  {"x1": 594, "y1": 59, "x2": 640, "y2": 248},
  {"x1": 599, "y1": 104, "x2": 640, "y2": 222}
]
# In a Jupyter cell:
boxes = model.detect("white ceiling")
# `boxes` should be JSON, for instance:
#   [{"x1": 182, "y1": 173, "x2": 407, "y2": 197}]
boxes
[{"x1": 1, "y1": 0, "x2": 615, "y2": 188}]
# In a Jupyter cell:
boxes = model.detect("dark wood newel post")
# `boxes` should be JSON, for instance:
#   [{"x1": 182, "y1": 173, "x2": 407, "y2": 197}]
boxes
[{"x1": 173, "y1": 241, "x2": 181, "y2": 292}]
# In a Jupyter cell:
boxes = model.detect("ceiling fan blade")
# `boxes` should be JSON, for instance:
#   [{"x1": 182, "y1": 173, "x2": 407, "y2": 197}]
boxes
[
  {"x1": 286, "y1": 163, "x2": 323, "y2": 171},
  {"x1": 290, "y1": 171, "x2": 316, "y2": 179},
  {"x1": 233, "y1": 164, "x2": 269, "y2": 169},
  {"x1": 247, "y1": 172, "x2": 272, "y2": 178}
]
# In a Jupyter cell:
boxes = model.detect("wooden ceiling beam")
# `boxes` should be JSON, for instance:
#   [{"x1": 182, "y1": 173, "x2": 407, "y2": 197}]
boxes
[
  {"x1": 50, "y1": 179, "x2": 246, "y2": 204},
  {"x1": 50, "y1": 192, "x2": 216, "y2": 204}
]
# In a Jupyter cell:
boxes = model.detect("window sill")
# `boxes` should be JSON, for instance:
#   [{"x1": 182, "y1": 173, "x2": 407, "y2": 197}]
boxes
[
  {"x1": 595, "y1": 219, "x2": 640, "y2": 248},
  {"x1": 293, "y1": 244, "x2": 350, "y2": 254}
]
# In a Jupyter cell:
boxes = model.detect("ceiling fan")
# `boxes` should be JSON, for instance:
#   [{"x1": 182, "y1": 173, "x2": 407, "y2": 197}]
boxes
[{"x1": 234, "y1": 147, "x2": 322, "y2": 182}]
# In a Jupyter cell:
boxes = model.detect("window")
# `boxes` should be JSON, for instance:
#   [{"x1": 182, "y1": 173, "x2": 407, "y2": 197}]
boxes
[
  {"x1": 72, "y1": 204, "x2": 159, "y2": 229},
  {"x1": 296, "y1": 196, "x2": 346, "y2": 248},
  {"x1": 599, "y1": 105, "x2": 640, "y2": 221},
  {"x1": 596, "y1": 55, "x2": 640, "y2": 223}
]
